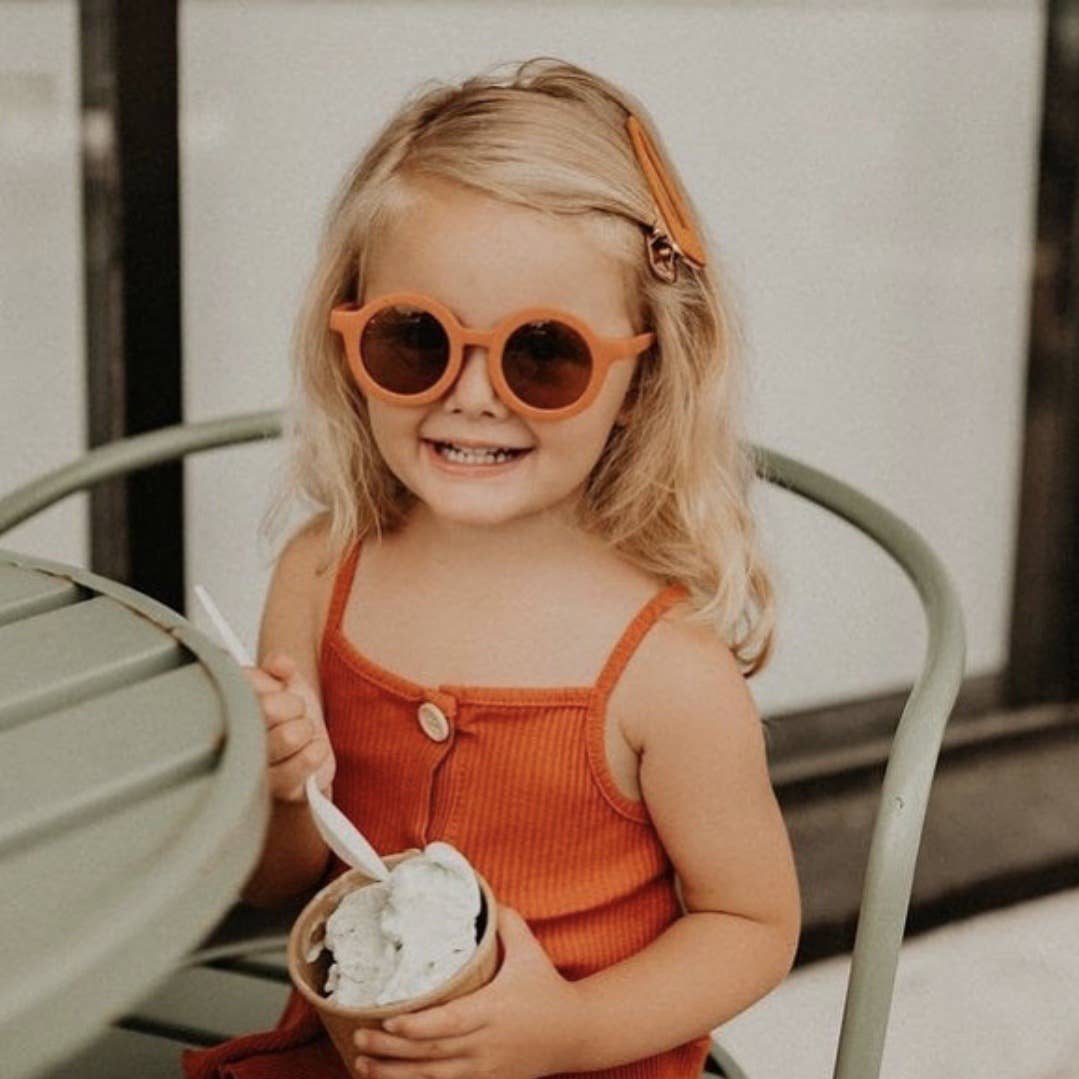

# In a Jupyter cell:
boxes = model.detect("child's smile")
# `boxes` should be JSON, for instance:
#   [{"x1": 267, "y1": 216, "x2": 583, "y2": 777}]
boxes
[
  {"x1": 359, "y1": 176, "x2": 643, "y2": 529},
  {"x1": 423, "y1": 437, "x2": 534, "y2": 473}
]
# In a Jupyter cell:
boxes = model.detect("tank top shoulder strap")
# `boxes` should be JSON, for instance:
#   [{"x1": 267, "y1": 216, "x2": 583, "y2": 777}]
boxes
[
  {"x1": 323, "y1": 535, "x2": 363, "y2": 641},
  {"x1": 593, "y1": 580, "x2": 690, "y2": 702}
]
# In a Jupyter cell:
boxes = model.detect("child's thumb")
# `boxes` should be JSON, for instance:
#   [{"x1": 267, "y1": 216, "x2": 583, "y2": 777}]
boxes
[{"x1": 496, "y1": 907, "x2": 539, "y2": 955}]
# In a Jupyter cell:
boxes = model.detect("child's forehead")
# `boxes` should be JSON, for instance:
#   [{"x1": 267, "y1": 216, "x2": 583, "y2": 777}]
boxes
[{"x1": 363, "y1": 178, "x2": 635, "y2": 332}]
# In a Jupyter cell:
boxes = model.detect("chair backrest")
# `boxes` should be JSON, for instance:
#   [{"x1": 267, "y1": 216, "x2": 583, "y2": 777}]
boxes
[{"x1": 0, "y1": 409, "x2": 966, "y2": 1079}]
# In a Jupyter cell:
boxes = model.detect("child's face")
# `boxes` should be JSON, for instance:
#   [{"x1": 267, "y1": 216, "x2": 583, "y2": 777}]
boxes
[{"x1": 359, "y1": 177, "x2": 642, "y2": 531}]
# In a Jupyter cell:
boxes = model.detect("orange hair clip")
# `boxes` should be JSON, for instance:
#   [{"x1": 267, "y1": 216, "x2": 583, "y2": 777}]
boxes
[{"x1": 626, "y1": 114, "x2": 706, "y2": 283}]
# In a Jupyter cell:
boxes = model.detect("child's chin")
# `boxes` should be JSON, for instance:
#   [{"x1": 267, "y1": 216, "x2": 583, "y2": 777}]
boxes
[
  {"x1": 427, "y1": 494, "x2": 528, "y2": 528},
  {"x1": 444, "y1": 507, "x2": 522, "y2": 528}
]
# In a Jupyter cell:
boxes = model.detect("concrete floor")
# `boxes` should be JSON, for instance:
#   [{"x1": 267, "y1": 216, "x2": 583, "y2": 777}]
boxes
[{"x1": 713, "y1": 887, "x2": 1079, "y2": 1079}]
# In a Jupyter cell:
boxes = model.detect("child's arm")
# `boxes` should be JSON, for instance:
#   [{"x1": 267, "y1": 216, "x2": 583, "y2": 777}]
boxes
[
  {"x1": 239, "y1": 516, "x2": 336, "y2": 908},
  {"x1": 354, "y1": 620, "x2": 799, "y2": 1078},
  {"x1": 553, "y1": 626, "x2": 800, "y2": 1067}
]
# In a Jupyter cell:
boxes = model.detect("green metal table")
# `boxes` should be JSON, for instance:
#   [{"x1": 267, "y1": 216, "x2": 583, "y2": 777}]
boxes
[{"x1": 0, "y1": 547, "x2": 268, "y2": 1079}]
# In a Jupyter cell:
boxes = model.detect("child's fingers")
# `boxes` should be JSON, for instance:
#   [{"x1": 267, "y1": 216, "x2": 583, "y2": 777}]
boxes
[
  {"x1": 259, "y1": 654, "x2": 325, "y2": 727},
  {"x1": 281, "y1": 672, "x2": 324, "y2": 729},
  {"x1": 262, "y1": 652, "x2": 297, "y2": 681},
  {"x1": 242, "y1": 666, "x2": 283, "y2": 694},
  {"x1": 270, "y1": 737, "x2": 334, "y2": 802},
  {"x1": 267, "y1": 746, "x2": 321, "y2": 798},
  {"x1": 265, "y1": 716, "x2": 315, "y2": 764},
  {"x1": 353, "y1": 1028, "x2": 478, "y2": 1060},
  {"x1": 260, "y1": 690, "x2": 307, "y2": 727},
  {"x1": 246, "y1": 652, "x2": 331, "y2": 802}
]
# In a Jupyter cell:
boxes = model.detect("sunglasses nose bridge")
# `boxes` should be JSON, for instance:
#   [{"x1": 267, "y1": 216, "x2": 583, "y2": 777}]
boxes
[{"x1": 457, "y1": 326, "x2": 499, "y2": 353}]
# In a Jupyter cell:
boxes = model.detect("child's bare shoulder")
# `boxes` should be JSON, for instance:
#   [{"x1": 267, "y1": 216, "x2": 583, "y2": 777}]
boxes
[
  {"x1": 258, "y1": 512, "x2": 338, "y2": 673},
  {"x1": 273, "y1": 512, "x2": 336, "y2": 580},
  {"x1": 616, "y1": 598, "x2": 759, "y2": 750}
]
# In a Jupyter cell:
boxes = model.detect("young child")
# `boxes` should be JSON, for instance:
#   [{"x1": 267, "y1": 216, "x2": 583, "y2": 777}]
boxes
[{"x1": 183, "y1": 57, "x2": 799, "y2": 1079}]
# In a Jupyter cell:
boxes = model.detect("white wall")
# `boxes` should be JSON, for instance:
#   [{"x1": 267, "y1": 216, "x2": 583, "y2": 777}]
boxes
[
  {"x1": 177, "y1": 2, "x2": 1039, "y2": 715},
  {"x1": 0, "y1": 1, "x2": 87, "y2": 566}
]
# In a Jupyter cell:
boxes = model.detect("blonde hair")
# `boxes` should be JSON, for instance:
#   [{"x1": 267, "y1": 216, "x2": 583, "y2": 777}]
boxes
[{"x1": 263, "y1": 57, "x2": 776, "y2": 676}]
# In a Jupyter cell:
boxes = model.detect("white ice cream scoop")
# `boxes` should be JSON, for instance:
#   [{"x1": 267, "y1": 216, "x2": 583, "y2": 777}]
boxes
[
  {"x1": 322, "y1": 842, "x2": 484, "y2": 1006},
  {"x1": 193, "y1": 583, "x2": 390, "y2": 882}
]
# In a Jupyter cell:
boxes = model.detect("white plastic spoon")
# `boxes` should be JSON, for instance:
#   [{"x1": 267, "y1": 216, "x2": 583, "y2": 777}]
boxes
[
  {"x1": 303, "y1": 775, "x2": 389, "y2": 881},
  {"x1": 193, "y1": 584, "x2": 389, "y2": 882}
]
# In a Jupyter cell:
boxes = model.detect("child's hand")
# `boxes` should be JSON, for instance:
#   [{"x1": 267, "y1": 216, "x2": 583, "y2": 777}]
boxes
[
  {"x1": 243, "y1": 652, "x2": 335, "y2": 803},
  {"x1": 350, "y1": 909, "x2": 583, "y2": 1079}
]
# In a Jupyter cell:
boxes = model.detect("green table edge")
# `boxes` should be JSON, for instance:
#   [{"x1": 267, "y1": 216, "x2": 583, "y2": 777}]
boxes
[{"x1": 0, "y1": 547, "x2": 269, "y2": 1079}]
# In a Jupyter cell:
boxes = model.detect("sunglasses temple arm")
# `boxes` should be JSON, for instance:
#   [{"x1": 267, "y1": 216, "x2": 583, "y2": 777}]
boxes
[{"x1": 628, "y1": 331, "x2": 656, "y2": 354}]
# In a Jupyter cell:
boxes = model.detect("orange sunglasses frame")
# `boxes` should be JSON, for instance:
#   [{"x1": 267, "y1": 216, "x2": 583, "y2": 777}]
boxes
[{"x1": 329, "y1": 291, "x2": 655, "y2": 421}]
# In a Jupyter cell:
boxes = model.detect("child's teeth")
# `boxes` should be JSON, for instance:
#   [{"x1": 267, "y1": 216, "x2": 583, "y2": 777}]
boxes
[{"x1": 437, "y1": 442, "x2": 520, "y2": 464}]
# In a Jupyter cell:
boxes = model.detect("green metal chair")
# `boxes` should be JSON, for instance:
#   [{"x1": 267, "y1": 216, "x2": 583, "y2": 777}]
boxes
[{"x1": 0, "y1": 409, "x2": 965, "y2": 1079}]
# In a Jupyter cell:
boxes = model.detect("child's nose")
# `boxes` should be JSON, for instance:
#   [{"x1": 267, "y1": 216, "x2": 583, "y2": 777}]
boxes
[{"x1": 442, "y1": 346, "x2": 509, "y2": 418}]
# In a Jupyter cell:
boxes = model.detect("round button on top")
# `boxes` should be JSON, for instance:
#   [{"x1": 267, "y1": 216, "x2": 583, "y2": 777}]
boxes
[{"x1": 417, "y1": 701, "x2": 450, "y2": 742}]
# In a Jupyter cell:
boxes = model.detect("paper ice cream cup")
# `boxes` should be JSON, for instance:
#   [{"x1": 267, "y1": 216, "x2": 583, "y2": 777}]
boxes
[{"x1": 287, "y1": 849, "x2": 499, "y2": 1077}]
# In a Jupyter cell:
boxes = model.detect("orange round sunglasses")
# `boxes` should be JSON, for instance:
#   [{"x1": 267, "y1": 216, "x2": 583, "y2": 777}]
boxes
[{"x1": 329, "y1": 291, "x2": 655, "y2": 421}]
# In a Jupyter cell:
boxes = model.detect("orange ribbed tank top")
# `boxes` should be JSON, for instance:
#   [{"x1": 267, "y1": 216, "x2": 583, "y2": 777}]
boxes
[{"x1": 182, "y1": 539, "x2": 712, "y2": 1079}]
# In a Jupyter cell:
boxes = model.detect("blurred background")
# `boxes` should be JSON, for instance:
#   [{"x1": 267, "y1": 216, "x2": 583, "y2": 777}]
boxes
[{"x1": 1, "y1": 1, "x2": 1076, "y2": 1076}]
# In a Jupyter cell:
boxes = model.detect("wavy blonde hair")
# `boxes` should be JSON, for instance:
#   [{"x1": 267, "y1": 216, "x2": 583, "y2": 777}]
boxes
[{"x1": 263, "y1": 57, "x2": 776, "y2": 676}]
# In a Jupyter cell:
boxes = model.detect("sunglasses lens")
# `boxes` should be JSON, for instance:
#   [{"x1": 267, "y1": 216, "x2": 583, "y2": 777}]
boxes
[
  {"x1": 503, "y1": 320, "x2": 591, "y2": 410},
  {"x1": 360, "y1": 304, "x2": 449, "y2": 394}
]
